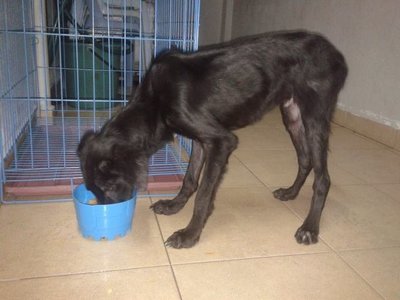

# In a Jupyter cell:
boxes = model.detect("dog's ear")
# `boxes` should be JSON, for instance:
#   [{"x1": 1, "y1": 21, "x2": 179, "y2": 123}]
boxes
[
  {"x1": 77, "y1": 130, "x2": 96, "y2": 157},
  {"x1": 111, "y1": 141, "x2": 131, "y2": 160}
]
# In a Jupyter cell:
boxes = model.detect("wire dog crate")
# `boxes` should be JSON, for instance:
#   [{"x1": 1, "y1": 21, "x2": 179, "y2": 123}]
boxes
[{"x1": 0, "y1": 0, "x2": 200, "y2": 203}]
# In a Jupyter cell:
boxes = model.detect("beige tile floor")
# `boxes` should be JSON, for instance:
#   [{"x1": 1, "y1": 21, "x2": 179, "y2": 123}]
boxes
[{"x1": 1, "y1": 109, "x2": 400, "y2": 299}]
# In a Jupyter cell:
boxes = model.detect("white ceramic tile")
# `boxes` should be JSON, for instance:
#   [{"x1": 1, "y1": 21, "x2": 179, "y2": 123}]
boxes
[
  {"x1": 286, "y1": 185, "x2": 400, "y2": 250},
  {"x1": 154, "y1": 187, "x2": 329, "y2": 264},
  {"x1": 0, "y1": 199, "x2": 168, "y2": 279},
  {"x1": 0, "y1": 267, "x2": 180, "y2": 300},
  {"x1": 173, "y1": 253, "x2": 381, "y2": 300},
  {"x1": 330, "y1": 126, "x2": 384, "y2": 150},
  {"x1": 235, "y1": 125, "x2": 293, "y2": 150},
  {"x1": 220, "y1": 156, "x2": 264, "y2": 188},
  {"x1": 235, "y1": 149, "x2": 364, "y2": 187},
  {"x1": 340, "y1": 247, "x2": 400, "y2": 300},
  {"x1": 331, "y1": 149, "x2": 400, "y2": 184},
  {"x1": 373, "y1": 184, "x2": 400, "y2": 203}
]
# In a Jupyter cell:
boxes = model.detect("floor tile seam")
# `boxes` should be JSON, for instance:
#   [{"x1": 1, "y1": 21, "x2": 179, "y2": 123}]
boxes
[
  {"x1": 370, "y1": 184, "x2": 400, "y2": 203},
  {"x1": 239, "y1": 122, "x2": 392, "y2": 152},
  {"x1": 234, "y1": 151, "x2": 390, "y2": 189},
  {"x1": 279, "y1": 196, "x2": 382, "y2": 254},
  {"x1": 335, "y1": 245, "x2": 400, "y2": 253},
  {"x1": 229, "y1": 154, "x2": 307, "y2": 220},
  {"x1": 332, "y1": 147, "x2": 399, "y2": 183},
  {"x1": 223, "y1": 162, "x2": 316, "y2": 221},
  {"x1": 149, "y1": 196, "x2": 183, "y2": 300},
  {"x1": 283, "y1": 198, "x2": 389, "y2": 299},
  {"x1": 220, "y1": 183, "x2": 266, "y2": 189},
  {"x1": 169, "y1": 250, "x2": 334, "y2": 268},
  {"x1": 234, "y1": 148, "x2": 296, "y2": 156},
  {"x1": 330, "y1": 146, "x2": 400, "y2": 158},
  {"x1": 273, "y1": 182, "x2": 375, "y2": 187},
  {"x1": 0, "y1": 264, "x2": 171, "y2": 283},
  {"x1": 387, "y1": 147, "x2": 400, "y2": 156},
  {"x1": 328, "y1": 159, "x2": 370, "y2": 184},
  {"x1": 333, "y1": 251, "x2": 386, "y2": 299},
  {"x1": 232, "y1": 154, "x2": 270, "y2": 188},
  {"x1": 267, "y1": 182, "x2": 394, "y2": 194},
  {"x1": 332, "y1": 123, "x2": 399, "y2": 154},
  {"x1": 281, "y1": 189, "x2": 400, "y2": 251},
  {"x1": 148, "y1": 178, "x2": 383, "y2": 299},
  {"x1": 235, "y1": 147, "x2": 397, "y2": 186},
  {"x1": 236, "y1": 146, "x2": 295, "y2": 151}
]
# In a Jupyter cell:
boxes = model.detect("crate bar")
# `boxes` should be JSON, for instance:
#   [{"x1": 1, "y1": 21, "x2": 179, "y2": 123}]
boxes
[
  {"x1": 169, "y1": 0, "x2": 172, "y2": 48},
  {"x1": 123, "y1": 0, "x2": 128, "y2": 104},
  {"x1": 106, "y1": 0, "x2": 112, "y2": 118},
  {"x1": 90, "y1": 0, "x2": 96, "y2": 127},
  {"x1": 0, "y1": 29, "x2": 195, "y2": 44},
  {"x1": 154, "y1": 0, "x2": 158, "y2": 56},
  {"x1": 21, "y1": 0, "x2": 35, "y2": 169},
  {"x1": 194, "y1": 0, "x2": 200, "y2": 50},
  {"x1": 1, "y1": 0, "x2": 200, "y2": 204},
  {"x1": 183, "y1": 0, "x2": 188, "y2": 51},
  {"x1": 36, "y1": 0, "x2": 51, "y2": 169},
  {"x1": 56, "y1": 0, "x2": 68, "y2": 168},
  {"x1": 138, "y1": 0, "x2": 143, "y2": 81},
  {"x1": 57, "y1": 0, "x2": 67, "y2": 166},
  {"x1": 1, "y1": 0, "x2": 17, "y2": 167}
]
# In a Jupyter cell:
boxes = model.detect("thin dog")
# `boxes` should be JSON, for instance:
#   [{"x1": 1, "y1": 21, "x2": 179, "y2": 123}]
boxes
[{"x1": 77, "y1": 30, "x2": 348, "y2": 249}]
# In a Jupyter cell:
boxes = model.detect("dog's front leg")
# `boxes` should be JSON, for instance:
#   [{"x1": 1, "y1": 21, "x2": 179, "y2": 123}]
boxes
[
  {"x1": 151, "y1": 140, "x2": 204, "y2": 215},
  {"x1": 165, "y1": 134, "x2": 238, "y2": 249}
]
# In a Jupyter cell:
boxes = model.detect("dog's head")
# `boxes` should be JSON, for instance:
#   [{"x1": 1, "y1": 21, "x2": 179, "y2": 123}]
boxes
[{"x1": 77, "y1": 130, "x2": 148, "y2": 204}]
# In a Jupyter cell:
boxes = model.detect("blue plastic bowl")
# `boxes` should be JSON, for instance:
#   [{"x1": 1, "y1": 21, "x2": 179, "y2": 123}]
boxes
[{"x1": 73, "y1": 184, "x2": 137, "y2": 240}]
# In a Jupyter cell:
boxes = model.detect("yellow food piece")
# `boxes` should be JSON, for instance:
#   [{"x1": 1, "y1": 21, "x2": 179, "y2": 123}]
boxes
[{"x1": 88, "y1": 198, "x2": 98, "y2": 205}]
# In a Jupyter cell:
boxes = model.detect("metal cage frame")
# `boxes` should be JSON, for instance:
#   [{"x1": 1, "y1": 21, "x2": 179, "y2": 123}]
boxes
[{"x1": 0, "y1": 0, "x2": 200, "y2": 203}]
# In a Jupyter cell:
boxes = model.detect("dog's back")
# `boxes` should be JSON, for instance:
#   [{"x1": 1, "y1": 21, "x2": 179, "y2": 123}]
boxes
[{"x1": 145, "y1": 30, "x2": 347, "y2": 131}]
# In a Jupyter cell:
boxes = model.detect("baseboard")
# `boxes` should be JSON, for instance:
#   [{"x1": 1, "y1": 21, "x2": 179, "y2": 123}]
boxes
[{"x1": 333, "y1": 108, "x2": 400, "y2": 151}]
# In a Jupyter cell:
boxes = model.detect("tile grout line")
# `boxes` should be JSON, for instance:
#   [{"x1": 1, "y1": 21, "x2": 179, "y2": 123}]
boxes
[
  {"x1": 328, "y1": 149, "x2": 400, "y2": 186},
  {"x1": 334, "y1": 252, "x2": 386, "y2": 299},
  {"x1": 149, "y1": 196, "x2": 183, "y2": 300},
  {"x1": 0, "y1": 264, "x2": 171, "y2": 283},
  {"x1": 332, "y1": 122, "x2": 400, "y2": 156},
  {"x1": 282, "y1": 201, "x2": 386, "y2": 299},
  {"x1": 162, "y1": 251, "x2": 333, "y2": 268},
  {"x1": 235, "y1": 129, "x2": 396, "y2": 298},
  {"x1": 232, "y1": 153, "x2": 271, "y2": 190},
  {"x1": 233, "y1": 152, "x2": 318, "y2": 223},
  {"x1": 146, "y1": 123, "x2": 394, "y2": 297}
]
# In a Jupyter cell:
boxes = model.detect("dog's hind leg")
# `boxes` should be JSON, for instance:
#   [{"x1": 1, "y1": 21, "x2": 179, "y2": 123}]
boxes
[
  {"x1": 151, "y1": 140, "x2": 204, "y2": 215},
  {"x1": 273, "y1": 98, "x2": 312, "y2": 201},
  {"x1": 294, "y1": 102, "x2": 332, "y2": 245},
  {"x1": 165, "y1": 133, "x2": 238, "y2": 248}
]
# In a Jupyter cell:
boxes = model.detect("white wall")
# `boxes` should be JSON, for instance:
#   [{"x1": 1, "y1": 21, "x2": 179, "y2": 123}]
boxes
[
  {"x1": 199, "y1": 0, "x2": 224, "y2": 46},
  {"x1": 199, "y1": 0, "x2": 233, "y2": 45},
  {"x1": 231, "y1": 0, "x2": 400, "y2": 129}
]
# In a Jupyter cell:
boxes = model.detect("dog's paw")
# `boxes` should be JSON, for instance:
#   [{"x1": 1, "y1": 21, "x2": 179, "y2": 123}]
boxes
[
  {"x1": 273, "y1": 187, "x2": 298, "y2": 201},
  {"x1": 295, "y1": 226, "x2": 319, "y2": 245},
  {"x1": 165, "y1": 229, "x2": 199, "y2": 249},
  {"x1": 150, "y1": 200, "x2": 184, "y2": 215}
]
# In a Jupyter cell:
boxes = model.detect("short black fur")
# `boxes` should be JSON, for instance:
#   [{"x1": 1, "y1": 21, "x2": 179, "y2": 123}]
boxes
[{"x1": 78, "y1": 30, "x2": 348, "y2": 248}]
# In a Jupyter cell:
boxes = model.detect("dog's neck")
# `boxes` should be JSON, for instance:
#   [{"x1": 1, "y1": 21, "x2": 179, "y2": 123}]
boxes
[{"x1": 105, "y1": 101, "x2": 173, "y2": 157}]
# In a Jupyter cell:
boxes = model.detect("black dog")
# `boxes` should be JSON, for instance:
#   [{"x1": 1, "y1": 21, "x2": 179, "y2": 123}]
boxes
[{"x1": 77, "y1": 30, "x2": 347, "y2": 249}]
